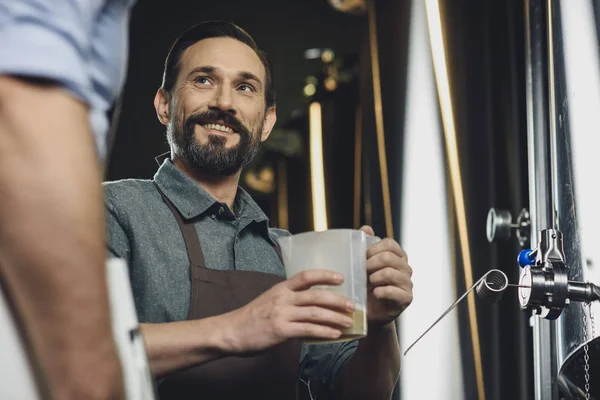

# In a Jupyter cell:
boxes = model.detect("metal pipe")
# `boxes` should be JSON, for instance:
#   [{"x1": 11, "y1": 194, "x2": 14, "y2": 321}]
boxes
[{"x1": 524, "y1": 1, "x2": 559, "y2": 398}]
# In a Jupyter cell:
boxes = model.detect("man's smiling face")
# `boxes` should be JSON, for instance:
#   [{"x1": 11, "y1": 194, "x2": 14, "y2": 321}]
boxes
[{"x1": 163, "y1": 37, "x2": 276, "y2": 176}]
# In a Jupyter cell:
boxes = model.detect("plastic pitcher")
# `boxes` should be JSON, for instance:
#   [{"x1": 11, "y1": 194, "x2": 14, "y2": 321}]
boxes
[{"x1": 276, "y1": 229, "x2": 379, "y2": 343}]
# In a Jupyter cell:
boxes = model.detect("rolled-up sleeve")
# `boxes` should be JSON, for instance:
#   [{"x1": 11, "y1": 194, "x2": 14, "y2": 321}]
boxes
[
  {"x1": 299, "y1": 341, "x2": 359, "y2": 398},
  {"x1": 0, "y1": 0, "x2": 106, "y2": 102},
  {"x1": 0, "y1": 0, "x2": 134, "y2": 158}
]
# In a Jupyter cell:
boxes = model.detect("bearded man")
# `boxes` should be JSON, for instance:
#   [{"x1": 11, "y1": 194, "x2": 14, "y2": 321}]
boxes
[{"x1": 104, "y1": 21, "x2": 413, "y2": 400}]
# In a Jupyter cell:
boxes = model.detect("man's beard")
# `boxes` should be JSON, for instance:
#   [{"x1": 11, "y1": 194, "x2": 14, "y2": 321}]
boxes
[{"x1": 168, "y1": 109, "x2": 263, "y2": 177}]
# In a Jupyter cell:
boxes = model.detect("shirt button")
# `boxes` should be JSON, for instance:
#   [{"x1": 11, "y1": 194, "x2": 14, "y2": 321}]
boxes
[{"x1": 218, "y1": 206, "x2": 225, "y2": 215}]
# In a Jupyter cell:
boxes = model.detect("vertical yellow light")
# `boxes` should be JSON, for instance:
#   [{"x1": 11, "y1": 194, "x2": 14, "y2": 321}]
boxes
[
  {"x1": 353, "y1": 103, "x2": 363, "y2": 229},
  {"x1": 277, "y1": 158, "x2": 289, "y2": 231},
  {"x1": 424, "y1": 0, "x2": 485, "y2": 399},
  {"x1": 309, "y1": 102, "x2": 328, "y2": 231},
  {"x1": 367, "y1": 0, "x2": 394, "y2": 238}
]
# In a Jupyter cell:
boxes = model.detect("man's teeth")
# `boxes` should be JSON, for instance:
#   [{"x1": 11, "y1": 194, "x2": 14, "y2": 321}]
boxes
[{"x1": 203, "y1": 123, "x2": 234, "y2": 133}]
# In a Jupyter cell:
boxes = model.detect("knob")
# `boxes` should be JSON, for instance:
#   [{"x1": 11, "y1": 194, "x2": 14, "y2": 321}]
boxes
[
  {"x1": 518, "y1": 249, "x2": 536, "y2": 267},
  {"x1": 486, "y1": 208, "x2": 513, "y2": 242},
  {"x1": 486, "y1": 207, "x2": 531, "y2": 246}
]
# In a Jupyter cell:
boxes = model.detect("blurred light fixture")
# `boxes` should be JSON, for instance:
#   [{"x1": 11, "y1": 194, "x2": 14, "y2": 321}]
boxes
[
  {"x1": 303, "y1": 83, "x2": 317, "y2": 97},
  {"x1": 277, "y1": 158, "x2": 289, "y2": 231},
  {"x1": 309, "y1": 102, "x2": 328, "y2": 231},
  {"x1": 304, "y1": 48, "x2": 322, "y2": 60},
  {"x1": 304, "y1": 48, "x2": 336, "y2": 62},
  {"x1": 244, "y1": 166, "x2": 275, "y2": 193},
  {"x1": 321, "y1": 49, "x2": 335, "y2": 63},
  {"x1": 327, "y1": 0, "x2": 366, "y2": 14},
  {"x1": 324, "y1": 76, "x2": 338, "y2": 91}
]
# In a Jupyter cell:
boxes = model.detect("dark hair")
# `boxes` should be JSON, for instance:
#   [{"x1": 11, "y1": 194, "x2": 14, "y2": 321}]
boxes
[{"x1": 161, "y1": 21, "x2": 275, "y2": 108}]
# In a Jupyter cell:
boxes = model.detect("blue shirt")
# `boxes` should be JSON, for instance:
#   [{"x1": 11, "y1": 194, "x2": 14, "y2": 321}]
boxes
[
  {"x1": 104, "y1": 159, "x2": 358, "y2": 397},
  {"x1": 0, "y1": 0, "x2": 135, "y2": 158}
]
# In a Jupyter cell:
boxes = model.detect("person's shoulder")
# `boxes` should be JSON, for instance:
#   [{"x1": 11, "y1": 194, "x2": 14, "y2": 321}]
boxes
[{"x1": 103, "y1": 178, "x2": 156, "y2": 208}]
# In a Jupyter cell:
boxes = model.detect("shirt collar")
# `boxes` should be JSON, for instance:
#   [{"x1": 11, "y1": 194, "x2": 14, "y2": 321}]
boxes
[
  {"x1": 153, "y1": 158, "x2": 269, "y2": 224},
  {"x1": 235, "y1": 185, "x2": 270, "y2": 223}
]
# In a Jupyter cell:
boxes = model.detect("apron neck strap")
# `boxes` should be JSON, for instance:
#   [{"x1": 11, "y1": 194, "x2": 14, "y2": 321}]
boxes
[{"x1": 153, "y1": 181, "x2": 206, "y2": 274}]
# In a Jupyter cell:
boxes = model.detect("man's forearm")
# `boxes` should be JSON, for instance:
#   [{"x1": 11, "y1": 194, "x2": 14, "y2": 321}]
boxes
[
  {"x1": 140, "y1": 315, "x2": 235, "y2": 378},
  {"x1": 337, "y1": 322, "x2": 400, "y2": 400},
  {"x1": 0, "y1": 77, "x2": 122, "y2": 399}
]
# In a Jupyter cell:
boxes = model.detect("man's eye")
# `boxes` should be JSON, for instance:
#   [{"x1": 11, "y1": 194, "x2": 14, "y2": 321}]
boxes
[
  {"x1": 238, "y1": 84, "x2": 254, "y2": 92},
  {"x1": 196, "y1": 77, "x2": 211, "y2": 85}
]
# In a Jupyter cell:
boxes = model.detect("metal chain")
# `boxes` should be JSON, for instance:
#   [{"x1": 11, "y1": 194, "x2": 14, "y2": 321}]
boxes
[
  {"x1": 590, "y1": 303, "x2": 596, "y2": 399},
  {"x1": 582, "y1": 303, "x2": 592, "y2": 400},
  {"x1": 591, "y1": 302, "x2": 596, "y2": 339}
]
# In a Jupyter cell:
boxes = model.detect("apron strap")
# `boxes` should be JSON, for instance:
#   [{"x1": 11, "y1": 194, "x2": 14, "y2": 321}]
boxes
[{"x1": 153, "y1": 182, "x2": 206, "y2": 278}]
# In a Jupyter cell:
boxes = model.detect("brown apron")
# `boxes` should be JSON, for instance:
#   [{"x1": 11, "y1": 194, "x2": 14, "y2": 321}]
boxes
[{"x1": 154, "y1": 183, "x2": 302, "y2": 400}]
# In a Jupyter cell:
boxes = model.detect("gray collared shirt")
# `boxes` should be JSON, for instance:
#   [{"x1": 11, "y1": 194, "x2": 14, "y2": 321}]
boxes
[{"x1": 104, "y1": 159, "x2": 357, "y2": 397}]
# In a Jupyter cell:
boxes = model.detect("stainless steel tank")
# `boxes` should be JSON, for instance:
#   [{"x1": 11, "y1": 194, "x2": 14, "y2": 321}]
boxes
[{"x1": 525, "y1": 0, "x2": 600, "y2": 398}]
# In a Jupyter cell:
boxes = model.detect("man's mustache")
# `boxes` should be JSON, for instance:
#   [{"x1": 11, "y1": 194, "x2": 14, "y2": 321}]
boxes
[{"x1": 185, "y1": 110, "x2": 249, "y2": 137}]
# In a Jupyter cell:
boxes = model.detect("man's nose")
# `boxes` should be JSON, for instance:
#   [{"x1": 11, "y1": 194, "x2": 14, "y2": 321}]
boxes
[{"x1": 209, "y1": 86, "x2": 235, "y2": 114}]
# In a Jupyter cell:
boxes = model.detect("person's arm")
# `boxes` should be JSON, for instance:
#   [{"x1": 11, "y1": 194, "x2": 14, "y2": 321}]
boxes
[
  {"x1": 0, "y1": 77, "x2": 123, "y2": 399},
  {"x1": 139, "y1": 318, "x2": 235, "y2": 377},
  {"x1": 336, "y1": 323, "x2": 400, "y2": 400},
  {"x1": 138, "y1": 271, "x2": 357, "y2": 378}
]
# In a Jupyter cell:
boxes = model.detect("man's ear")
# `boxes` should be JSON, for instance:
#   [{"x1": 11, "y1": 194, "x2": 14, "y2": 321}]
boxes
[
  {"x1": 260, "y1": 106, "x2": 277, "y2": 142},
  {"x1": 154, "y1": 88, "x2": 170, "y2": 126}
]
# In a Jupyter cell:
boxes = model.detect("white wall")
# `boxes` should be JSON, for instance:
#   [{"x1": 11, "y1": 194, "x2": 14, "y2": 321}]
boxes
[{"x1": 398, "y1": 1, "x2": 464, "y2": 399}]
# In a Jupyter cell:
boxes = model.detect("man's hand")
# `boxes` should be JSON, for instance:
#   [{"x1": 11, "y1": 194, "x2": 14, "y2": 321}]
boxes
[
  {"x1": 360, "y1": 225, "x2": 413, "y2": 327},
  {"x1": 221, "y1": 270, "x2": 355, "y2": 355}
]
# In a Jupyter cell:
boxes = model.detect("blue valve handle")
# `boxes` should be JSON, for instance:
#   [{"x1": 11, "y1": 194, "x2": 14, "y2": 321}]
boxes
[{"x1": 518, "y1": 249, "x2": 536, "y2": 267}]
